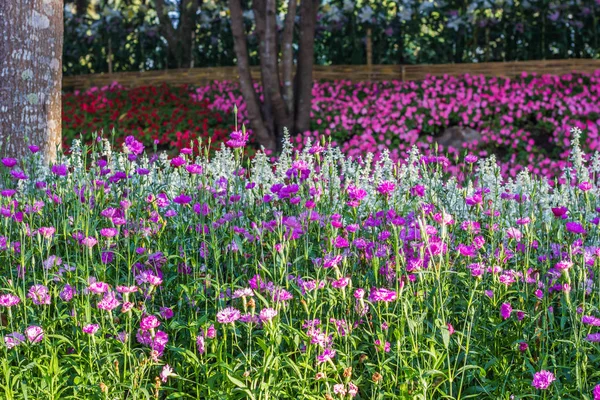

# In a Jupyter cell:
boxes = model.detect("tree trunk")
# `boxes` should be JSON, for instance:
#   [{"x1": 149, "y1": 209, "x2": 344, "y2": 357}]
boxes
[
  {"x1": 229, "y1": 0, "x2": 277, "y2": 152},
  {"x1": 155, "y1": 0, "x2": 197, "y2": 68},
  {"x1": 0, "y1": 0, "x2": 63, "y2": 163},
  {"x1": 294, "y1": 0, "x2": 319, "y2": 134},
  {"x1": 281, "y1": 0, "x2": 297, "y2": 115}
]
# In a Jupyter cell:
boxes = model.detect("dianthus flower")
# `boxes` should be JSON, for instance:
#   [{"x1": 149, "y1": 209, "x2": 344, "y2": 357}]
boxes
[{"x1": 532, "y1": 370, "x2": 555, "y2": 390}]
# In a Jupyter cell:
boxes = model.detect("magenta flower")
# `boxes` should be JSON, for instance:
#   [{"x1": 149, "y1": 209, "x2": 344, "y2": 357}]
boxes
[
  {"x1": 519, "y1": 342, "x2": 529, "y2": 352},
  {"x1": 0, "y1": 294, "x2": 20, "y2": 307},
  {"x1": 316, "y1": 348, "x2": 336, "y2": 364},
  {"x1": 81, "y1": 236, "x2": 98, "y2": 248},
  {"x1": 226, "y1": 130, "x2": 249, "y2": 148},
  {"x1": 124, "y1": 136, "x2": 145, "y2": 155},
  {"x1": 51, "y1": 164, "x2": 68, "y2": 176},
  {"x1": 25, "y1": 325, "x2": 44, "y2": 343},
  {"x1": 100, "y1": 228, "x2": 118, "y2": 238},
  {"x1": 82, "y1": 324, "x2": 100, "y2": 335},
  {"x1": 1, "y1": 158, "x2": 17, "y2": 168},
  {"x1": 566, "y1": 221, "x2": 586, "y2": 234},
  {"x1": 97, "y1": 292, "x2": 120, "y2": 311},
  {"x1": 532, "y1": 370, "x2": 555, "y2": 390},
  {"x1": 205, "y1": 324, "x2": 216, "y2": 338},
  {"x1": 593, "y1": 384, "x2": 600, "y2": 400},
  {"x1": 376, "y1": 181, "x2": 395, "y2": 196},
  {"x1": 140, "y1": 315, "x2": 161, "y2": 330},
  {"x1": 60, "y1": 285, "x2": 75, "y2": 302},
  {"x1": 88, "y1": 281, "x2": 109, "y2": 294},
  {"x1": 217, "y1": 307, "x2": 241, "y2": 324},
  {"x1": 500, "y1": 303, "x2": 512, "y2": 320},
  {"x1": 368, "y1": 287, "x2": 397, "y2": 302},
  {"x1": 160, "y1": 307, "x2": 174, "y2": 319}
]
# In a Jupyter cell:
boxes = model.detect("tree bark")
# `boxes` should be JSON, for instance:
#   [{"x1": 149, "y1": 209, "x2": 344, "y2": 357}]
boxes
[
  {"x1": 281, "y1": 0, "x2": 297, "y2": 115},
  {"x1": 155, "y1": 0, "x2": 197, "y2": 68},
  {"x1": 294, "y1": 0, "x2": 318, "y2": 134},
  {"x1": 0, "y1": 0, "x2": 63, "y2": 163},
  {"x1": 229, "y1": 0, "x2": 276, "y2": 152},
  {"x1": 253, "y1": 0, "x2": 292, "y2": 146}
]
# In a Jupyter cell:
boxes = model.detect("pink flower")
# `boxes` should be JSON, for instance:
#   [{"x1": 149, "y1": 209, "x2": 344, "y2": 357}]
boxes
[
  {"x1": 0, "y1": 294, "x2": 20, "y2": 307},
  {"x1": 333, "y1": 383, "x2": 347, "y2": 395},
  {"x1": 4, "y1": 332, "x2": 25, "y2": 349},
  {"x1": 82, "y1": 324, "x2": 100, "y2": 335},
  {"x1": 88, "y1": 281, "x2": 109, "y2": 294},
  {"x1": 160, "y1": 364, "x2": 176, "y2": 383},
  {"x1": 196, "y1": 335, "x2": 205, "y2": 354},
  {"x1": 532, "y1": 370, "x2": 555, "y2": 390},
  {"x1": 217, "y1": 307, "x2": 241, "y2": 324},
  {"x1": 97, "y1": 292, "x2": 120, "y2": 311},
  {"x1": 259, "y1": 308, "x2": 278, "y2": 322},
  {"x1": 25, "y1": 325, "x2": 44, "y2": 343},
  {"x1": 140, "y1": 315, "x2": 161, "y2": 330}
]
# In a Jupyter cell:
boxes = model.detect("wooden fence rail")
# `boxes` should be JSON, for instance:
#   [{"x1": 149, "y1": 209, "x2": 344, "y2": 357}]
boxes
[{"x1": 63, "y1": 59, "x2": 600, "y2": 91}]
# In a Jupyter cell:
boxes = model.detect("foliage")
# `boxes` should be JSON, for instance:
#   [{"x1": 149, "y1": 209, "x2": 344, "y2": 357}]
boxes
[
  {"x1": 2, "y1": 127, "x2": 600, "y2": 398},
  {"x1": 63, "y1": 0, "x2": 600, "y2": 75}
]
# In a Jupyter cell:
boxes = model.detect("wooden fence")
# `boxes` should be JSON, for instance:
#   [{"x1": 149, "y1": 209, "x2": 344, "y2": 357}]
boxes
[{"x1": 62, "y1": 59, "x2": 600, "y2": 91}]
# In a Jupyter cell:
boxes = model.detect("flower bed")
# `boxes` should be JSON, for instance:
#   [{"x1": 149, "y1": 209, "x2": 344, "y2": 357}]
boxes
[
  {"x1": 64, "y1": 71, "x2": 600, "y2": 179},
  {"x1": 62, "y1": 82, "x2": 235, "y2": 154},
  {"x1": 1, "y1": 129, "x2": 600, "y2": 398}
]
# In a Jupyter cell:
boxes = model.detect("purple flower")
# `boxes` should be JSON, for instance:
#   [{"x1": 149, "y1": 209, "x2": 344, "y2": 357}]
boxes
[
  {"x1": 1, "y1": 158, "x2": 18, "y2": 168},
  {"x1": 160, "y1": 307, "x2": 174, "y2": 319},
  {"x1": 174, "y1": 194, "x2": 192, "y2": 205},
  {"x1": 316, "y1": 348, "x2": 336, "y2": 364},
  {"x1": 4, "y1": 332, "x2": 25, "y2": 349},
  {"x1": 217, "y1": 307, "x2": 241, "y2": 324},
  {"x1": 140, "y1": 315, "x2": 160, "y2": 330},
  {"x1": 586, "y1": 333, "x2": 600, "y2": 342},
  {"x1": 532, "y1": 370, "x2": 555, "y2": 390},
  {"x1": 28, "y1": 284, "x2": 51, "y2": 305},
  {"x1": 51, "y1": 164, "x2": 68, "y2": 176},
  {"x1": 583, "y1": 315, "x2": 600, "y2": 326},
  {"x1": 186, "y1": 164, "x2": 203, "y2": 174},
  {"x1": 566, "y1": 221, "x2": 586, "y2": 234},
  {"x1": 25, "y1": 325, "x2": 44, "y2": 343},
  {"x1": 82, "y1": 324, "x2": 100, "y2": 335},
  {"x1": 500, "y1": 302, "x2": 512, "y2": 320},
  {"x1": 60, "y1": 285, "x2": 75, "y2": 302}
]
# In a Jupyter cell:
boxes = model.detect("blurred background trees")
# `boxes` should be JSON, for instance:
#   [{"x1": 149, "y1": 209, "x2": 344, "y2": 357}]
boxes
[{"x1": 63, "y1": 0, "x2": 600, "y2": 76}]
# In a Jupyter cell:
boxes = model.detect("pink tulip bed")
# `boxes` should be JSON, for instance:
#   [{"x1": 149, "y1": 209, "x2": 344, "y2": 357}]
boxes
[{"x1": 2, "y1": 125, "x2": 600, "y2": 398}]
